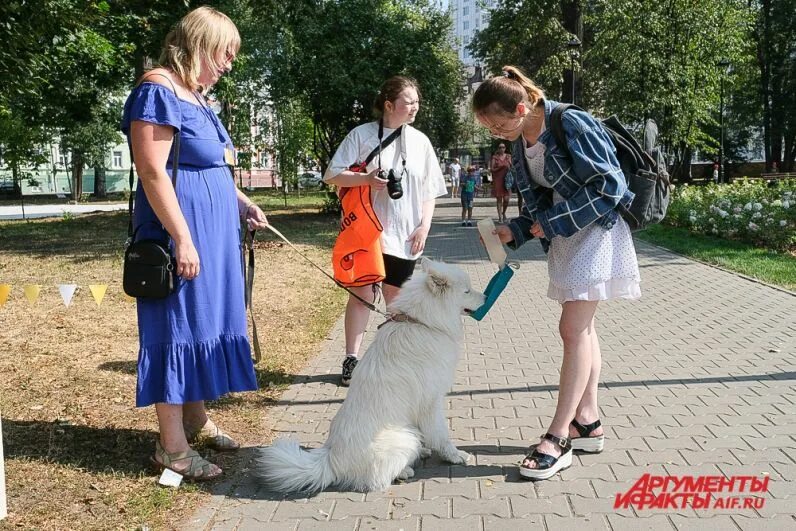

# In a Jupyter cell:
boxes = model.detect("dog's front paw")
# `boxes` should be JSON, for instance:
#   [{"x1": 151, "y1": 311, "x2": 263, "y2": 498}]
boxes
[
  {"x1": 397, "y1": 465, "x2": 415, "y2": 480},
  {"x1": 440, "y1": 447, "x2": 471, "y2": 465},
  {"x1": 419, "y1": 448, "x2": 433, "y2": 459}
]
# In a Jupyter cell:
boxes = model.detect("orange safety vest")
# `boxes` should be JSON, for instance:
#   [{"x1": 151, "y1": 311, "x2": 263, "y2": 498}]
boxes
[{"x1": 332, "y1": 185, "x2": 385, "y2": 287}]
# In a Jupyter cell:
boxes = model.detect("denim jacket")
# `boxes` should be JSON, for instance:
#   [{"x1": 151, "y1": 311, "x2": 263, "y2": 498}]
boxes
[{"x1": 507, "y1": 99, "x2": 634, "y2": 253}]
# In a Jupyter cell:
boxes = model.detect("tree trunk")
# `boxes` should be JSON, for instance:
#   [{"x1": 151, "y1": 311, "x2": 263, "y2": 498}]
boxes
[
  {"x1": 94, "y1": 165, "x2": 107, "y2": 199},
  {"x1": 784, "y1": 134, "x2": 795, "y2": 172},
  {"x1": 671, "y1": 142, "x2": 693, "y2": 183},
  {"x1": 11, "y1": 165, "x2": 21, "y2": 199},
  {"x1": 72, "y1": 151, "x2": 84, "y2": 202},
  {"x1": 560, "y1": 0, "x2": 583, "y2": 104},
  {"x1": 757, "y1": 0, "x2": 773, "y2": 170},
  {"x1": 134, "y1": 51, "x2": 150, "y2": 81}
]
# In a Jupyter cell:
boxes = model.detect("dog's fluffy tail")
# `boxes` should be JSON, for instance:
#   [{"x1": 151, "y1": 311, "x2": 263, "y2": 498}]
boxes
[{"x1": 254, "y1": 438, "x2": 335, "y2": 494}]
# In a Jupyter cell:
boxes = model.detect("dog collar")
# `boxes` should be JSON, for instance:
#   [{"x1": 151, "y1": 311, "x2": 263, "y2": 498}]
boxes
[{"x1": 377, "y1": 312, "x2": 423, "y2": 329}]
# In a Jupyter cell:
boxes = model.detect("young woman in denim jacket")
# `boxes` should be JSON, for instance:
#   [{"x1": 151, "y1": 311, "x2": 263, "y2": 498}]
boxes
[{"x1": 473, "y1": 66, "x2": 641, "y2": 481}]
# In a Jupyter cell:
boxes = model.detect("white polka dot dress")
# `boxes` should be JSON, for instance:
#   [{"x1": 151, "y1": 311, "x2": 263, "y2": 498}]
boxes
[{"x1": 524, "y1": 135, "x2": 641, "y2": 303}]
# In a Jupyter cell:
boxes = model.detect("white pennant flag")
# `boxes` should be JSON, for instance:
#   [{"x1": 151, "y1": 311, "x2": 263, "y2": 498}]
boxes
[{"x1": 58, "y1": 284, "x2": 78, "y2": 307}]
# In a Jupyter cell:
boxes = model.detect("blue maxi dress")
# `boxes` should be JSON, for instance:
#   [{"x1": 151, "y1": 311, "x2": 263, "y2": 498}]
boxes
[{"x1": 121, "y1": 82, "x2": 258, "y2": 407}]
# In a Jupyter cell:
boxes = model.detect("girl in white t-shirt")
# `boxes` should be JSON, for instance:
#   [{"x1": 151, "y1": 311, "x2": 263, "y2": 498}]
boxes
[{"x1": 323, "y1": 76, "x2": 447, "y2": 386}]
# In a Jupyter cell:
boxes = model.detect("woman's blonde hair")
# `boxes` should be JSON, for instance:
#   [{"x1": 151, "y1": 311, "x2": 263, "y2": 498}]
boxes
[
  {"x1": 159, "y1": 6, "x2": 240, "y2": 91},
  {"x1": 472, "y1": 66, "x2": 546, "y2": 117}
]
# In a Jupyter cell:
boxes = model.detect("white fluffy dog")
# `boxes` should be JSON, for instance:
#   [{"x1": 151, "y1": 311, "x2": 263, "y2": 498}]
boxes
[{"x1": 255, "y1": 258, "x2": 486, "y2": 493}]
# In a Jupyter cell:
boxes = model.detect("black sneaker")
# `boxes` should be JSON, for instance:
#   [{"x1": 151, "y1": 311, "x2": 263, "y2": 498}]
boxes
[{"x1": 341, "y1": 356, "x2": 358, "y2": 386}]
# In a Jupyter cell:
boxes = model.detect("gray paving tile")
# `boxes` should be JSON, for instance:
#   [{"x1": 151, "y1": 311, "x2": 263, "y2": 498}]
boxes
[{"x1": 182, "y1": 197, "x2": 796, "y2": 529}]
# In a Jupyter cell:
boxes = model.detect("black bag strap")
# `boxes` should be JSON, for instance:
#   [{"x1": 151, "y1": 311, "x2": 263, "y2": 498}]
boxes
[
  {"x1": 127, "y1": 72, "x2": 183, "y2": 241},
  {"x1": 242, "y1": 229, "x2": 262, "y2": 362}
]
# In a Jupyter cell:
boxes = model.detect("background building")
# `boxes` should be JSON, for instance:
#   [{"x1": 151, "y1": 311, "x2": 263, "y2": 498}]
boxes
[{"x1": 449, "y1": 0, "x2": 495, "y2": 67}]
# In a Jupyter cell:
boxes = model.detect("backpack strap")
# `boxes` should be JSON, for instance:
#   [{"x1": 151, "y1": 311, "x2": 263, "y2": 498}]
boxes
[{"x1": 549, "y1": 103, "x2": 585, "y2": 157}]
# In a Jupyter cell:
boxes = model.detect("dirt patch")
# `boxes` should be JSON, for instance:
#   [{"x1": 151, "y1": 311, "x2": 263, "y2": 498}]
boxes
[{"x1": 0, "y1": 207, "x2": 345, "y2": 529}]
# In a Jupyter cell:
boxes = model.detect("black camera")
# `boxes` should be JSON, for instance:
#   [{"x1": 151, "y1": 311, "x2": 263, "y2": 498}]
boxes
[{"x1": 386, "y1": 169, "x2": 403, "y2": 200}]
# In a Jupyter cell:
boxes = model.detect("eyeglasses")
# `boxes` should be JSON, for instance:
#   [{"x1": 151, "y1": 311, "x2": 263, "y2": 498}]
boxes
[{"x1": 484, "y1": 113, "x2": 525, "y2": 138}]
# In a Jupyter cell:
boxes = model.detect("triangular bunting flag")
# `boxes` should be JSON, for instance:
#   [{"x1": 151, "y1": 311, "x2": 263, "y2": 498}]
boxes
[
  {"x1": 89, "y1": 284, "x2": 107, "y2": 306},
  {"x1": 58, "y1": 284, "x2": 78, "y2": 307},
  {"x1": 0, "y1": 284, "x2": 10, "y2": 307},
  {"x1": 23, "y1": 285, "x2": 41, "y2": 305}
]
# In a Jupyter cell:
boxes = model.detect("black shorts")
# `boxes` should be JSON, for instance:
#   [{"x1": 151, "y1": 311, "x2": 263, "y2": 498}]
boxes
[{"x1": 382, "y1": 253, "x2": 417, "y2": 288}]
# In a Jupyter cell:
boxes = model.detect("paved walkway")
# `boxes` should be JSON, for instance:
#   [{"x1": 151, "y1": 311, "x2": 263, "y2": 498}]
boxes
[{"x1": 185, "y1": 195, "x2": 796, "y2": 530}]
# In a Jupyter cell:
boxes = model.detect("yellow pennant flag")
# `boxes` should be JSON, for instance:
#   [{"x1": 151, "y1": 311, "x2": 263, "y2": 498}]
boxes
[
  {"x1": 0, "y1": 284, "x2": 10, "y2": 307},
  {"x1": 89, "y1": 285, "x2": 107, "y2": 306},
  {"x1": 23, "y1": 285, "x2": 41, "y2": 305}
]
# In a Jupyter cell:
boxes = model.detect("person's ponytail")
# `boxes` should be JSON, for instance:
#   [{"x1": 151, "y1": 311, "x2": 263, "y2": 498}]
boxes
[
  {"x1": 501, "y1": 66, "x2": 544, "y2": 107},
  {"x1": 473, "y1": 65, "x2": 546, "y2": 116}
]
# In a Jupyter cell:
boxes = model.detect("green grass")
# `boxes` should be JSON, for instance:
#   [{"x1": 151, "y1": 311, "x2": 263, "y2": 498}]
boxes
[
  {"x1": 0, "y1": 188, "x2": 330, "y2": 209},
  {"x1": 239, "y1": 188, "x2": 329, "y2": 210},
  {"x1": 636, "y1": 224, "x2": 796, "y2": 291}
]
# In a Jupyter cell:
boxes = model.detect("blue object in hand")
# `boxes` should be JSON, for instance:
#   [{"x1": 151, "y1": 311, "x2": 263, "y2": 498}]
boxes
[{"x1": 469, "y1": 262, "x2": 517, "y2": 321}]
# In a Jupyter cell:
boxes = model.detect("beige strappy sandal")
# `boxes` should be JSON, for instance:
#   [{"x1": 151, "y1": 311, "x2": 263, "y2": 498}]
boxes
[
  {"x1": 184, "y1": 419, "x2": 240, "y2": 451},
  {"x1": 150, "y1": 440, "x2": 222, "y2": 481}
]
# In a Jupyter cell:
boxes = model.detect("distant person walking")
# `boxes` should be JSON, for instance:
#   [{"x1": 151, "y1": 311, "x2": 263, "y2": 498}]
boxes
[
  {"x1": 460, "y1": 165, "x2": 479, "y2": 226},
  {"x1": 449, "y1": 158, "x2": 462, "y2": 198},
  {"x1": 490, "y1": 143, "x2": 512, "y2": 222}
]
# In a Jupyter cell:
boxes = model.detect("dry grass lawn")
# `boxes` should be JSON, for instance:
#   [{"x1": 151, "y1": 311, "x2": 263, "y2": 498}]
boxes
[{"x1": 0, "y1": 194, "x2": 345, "y2": 530}]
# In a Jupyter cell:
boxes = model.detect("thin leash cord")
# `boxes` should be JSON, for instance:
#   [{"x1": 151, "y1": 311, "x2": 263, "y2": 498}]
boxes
[{"x1": 262, "y1": 223, "x2": 388, "y2": 317}]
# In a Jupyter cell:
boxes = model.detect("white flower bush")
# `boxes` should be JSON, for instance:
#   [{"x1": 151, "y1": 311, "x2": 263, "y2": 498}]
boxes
[{"x1": 666, "y1": 178, "x2": 796, "y2": 251}]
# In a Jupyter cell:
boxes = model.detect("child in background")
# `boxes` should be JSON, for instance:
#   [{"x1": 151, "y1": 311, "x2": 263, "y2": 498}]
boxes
[{"x1": 460, "y1": 165, "x2": 479, "y2": 226}]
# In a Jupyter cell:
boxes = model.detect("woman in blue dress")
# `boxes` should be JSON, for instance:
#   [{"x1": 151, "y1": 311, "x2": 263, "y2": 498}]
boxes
[{"x1": 121, "y1": 6, "x2": 268, "y2": 480}]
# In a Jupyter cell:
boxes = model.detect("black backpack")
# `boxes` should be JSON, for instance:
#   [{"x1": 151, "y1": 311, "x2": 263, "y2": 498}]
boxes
[{"x1": 550, "y1": 104, "x2": 671, "y2": 231}]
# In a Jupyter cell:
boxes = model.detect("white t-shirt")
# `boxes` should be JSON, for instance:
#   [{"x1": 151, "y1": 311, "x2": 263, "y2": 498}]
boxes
[
  {"x1": 325, "y1": 122, "x2": 447, "y2": 260},
  {"x1": 449, "y1": 163, "x2": 462, "y2": 180}
]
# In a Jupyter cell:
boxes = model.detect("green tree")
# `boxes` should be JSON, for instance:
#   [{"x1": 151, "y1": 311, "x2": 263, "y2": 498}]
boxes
[
  {"x1": 0, "y1": 0, "x2": 193, "y2": 197},
  {"x1": 589, "y1": 0, "x2": 751, "y2": 180},
  {"x1": 256, "y1": 0, "x2": 462, "y2": 170},
  {"x1": 472, "y1": 0, "x2": 753, "y2": 181},
  {"x1": 470, "y1": 0, "x2": 571, "y2": 98},
  {"x1": 0, "y1": 110, "x2": 51, "y2": 197},
  {"x1": 273, "y1": 98, "x2": 314, "y2": 194},
  {"x1": 60, "y1": 99, "x2": 124, "y2": 199},
  {"x1": 451, "y1": 104, "x2": 492, "y2": 159},
  {"x1": 753, "y1": 0, "x2": 796, "y2": 171}
]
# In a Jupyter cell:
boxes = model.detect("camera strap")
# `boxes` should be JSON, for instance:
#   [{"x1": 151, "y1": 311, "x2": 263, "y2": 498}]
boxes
[{"x1": 375, "y1": 119, "x2": 404, "y2": 173}]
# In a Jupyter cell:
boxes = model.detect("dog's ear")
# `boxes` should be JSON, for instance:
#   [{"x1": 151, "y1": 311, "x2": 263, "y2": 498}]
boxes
[{"x1": 425, "y1": 269, "x2": 450, "y2": 295}]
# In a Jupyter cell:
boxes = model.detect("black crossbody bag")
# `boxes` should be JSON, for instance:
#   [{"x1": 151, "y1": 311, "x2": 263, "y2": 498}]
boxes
[{"x1": 122, "y1": 74, "x2": 182, "y2": 299}]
